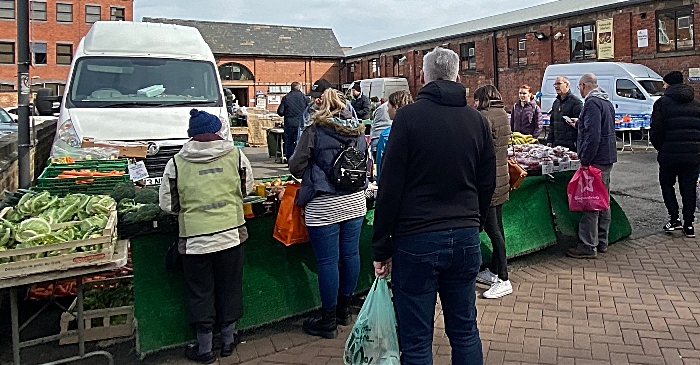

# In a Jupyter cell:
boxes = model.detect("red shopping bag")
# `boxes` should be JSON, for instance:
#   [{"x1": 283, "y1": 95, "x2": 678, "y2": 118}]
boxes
[
  {"x1": 273, "y1": 183, "x2": 310, "y2": 246},
  {"x1": 567, "y1": 166, "x2": 610, "y2": 211}
]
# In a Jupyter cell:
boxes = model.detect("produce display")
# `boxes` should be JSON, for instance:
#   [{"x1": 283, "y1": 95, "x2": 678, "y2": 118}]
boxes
[
  {"x1": 55, "y1": 169, "x2": 126, "y2": 184},
  {"x1": 110, "y1": 184, "x2": 166, "y2": 226},
  {"x1": 510, "y1": 132, "x2": 539, "y2": 145},
  {"x1": 509, "y1": 144, "x2": 579, "y2": 173},
  {"x1": 0, "y1": 191, "x2": 116, "y2": 263}
]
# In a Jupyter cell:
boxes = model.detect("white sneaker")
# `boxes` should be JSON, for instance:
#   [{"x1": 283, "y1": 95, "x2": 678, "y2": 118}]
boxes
[
  {"x1": 483, "y1": 280, "x2": 513, "y2": 299},
  {"x1": 476, "y1": 268, "x2": 499, "y2": 285}
]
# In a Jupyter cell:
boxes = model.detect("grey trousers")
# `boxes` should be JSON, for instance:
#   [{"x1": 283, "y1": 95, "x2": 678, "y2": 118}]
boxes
[{"x1": 578, "y1": 164, "x2": 613, "y2": 249}]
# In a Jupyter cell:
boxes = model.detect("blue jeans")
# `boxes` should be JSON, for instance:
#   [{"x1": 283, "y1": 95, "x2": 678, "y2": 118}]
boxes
[
  {"x1": 392, "y1": 227, "x2": 483, "y2": 365},
  {"x1": 307, "y1": 216, "x2": 364, "y2": 309}
]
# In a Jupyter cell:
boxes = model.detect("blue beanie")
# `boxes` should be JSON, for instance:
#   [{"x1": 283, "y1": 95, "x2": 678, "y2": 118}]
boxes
[{"x1": 188, "y1": 109, "x2": 222, "y2": 137}]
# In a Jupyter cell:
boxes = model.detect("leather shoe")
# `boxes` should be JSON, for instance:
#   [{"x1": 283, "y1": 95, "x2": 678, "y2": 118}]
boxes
[
  {"x1": 221, "y1": 334, "x2": 240, "y2": 358},
  {"x1": 566, "y1": 244, "x2": 597, "y2": 259},
  {"x1": 597, "y1": 244, "x2": 608, "y2": 253},
  {"x1": 185, "y1": 344, "x2": 216, "y2": 364}
]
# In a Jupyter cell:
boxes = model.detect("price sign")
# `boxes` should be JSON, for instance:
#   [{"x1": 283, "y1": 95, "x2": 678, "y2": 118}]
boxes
[{"x1": 128, "y1": 161, "x2": 149, "y2": 182}]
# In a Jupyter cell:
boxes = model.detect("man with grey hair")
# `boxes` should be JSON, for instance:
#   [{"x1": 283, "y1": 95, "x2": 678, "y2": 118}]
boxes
[
  {"x1": 547, "y1": 76, "x2": 583, "y2": 150},
  {"x1": 372, "y1": 47, "x2": 495, "y2": 364},
  {"x1": 567, "y1": 73, "x2": 617, "y2": 259}
]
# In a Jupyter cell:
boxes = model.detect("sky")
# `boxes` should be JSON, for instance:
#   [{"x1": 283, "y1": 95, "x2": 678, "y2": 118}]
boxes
[{"x1": 133, "y1": 0, "x2": 558, "y2": 48}]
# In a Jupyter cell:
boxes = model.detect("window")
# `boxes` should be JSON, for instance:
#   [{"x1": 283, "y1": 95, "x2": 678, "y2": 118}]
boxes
[
  {"x1": 218, "y1": 62, "x2": 254, "y2": 81},
  {"x1": 85, "y1": 5, "x2": 100, "y2": 23},
  {"x1": 110, "y1": 7, "x2": 124, "y2": 21},
  {"x1": 0, "y1": 0, "x2": 14, "y2": 19},
  {"x1": 56, "y1": 3, "x2": 72, "y2": 22},
  {"x1": 0, "y1": 83, "x2": 13, "y2": 91},
  {"x1": 657, "y1": 7, "x2": 694, "y2": 52},
  {"x1": 570, "y1": 24, "x2": 596, "y2": 60},
  {"x1": 31, "y1": 1, "x2": 47, "y2": 21},
  {"x1": 371, "y1": 59, "x2": 378, "y2": 78},
  {"x1": 0, "y1": 42, "x2": 13, "y2": 64},
  {"x1": 392, "y1": 55, "x2": 402, "y2": 76},
  {"x1": 32, "y1": 42, "x2": 47, "y2": 65},
  {"x1": 460, "y1": 42, "x2": 476, "y2": 70},
  {"x1": 44, "y1": 83, "x2": 65, "y2": 96},
  {"x1": 616, "y1": 79, "x2": 645, "y2": 100},
  {"x1": 508, "y1": 35, "x2": 527, "y2": 67},
  {"x1": 56, "y1": 44, "x2": 72, "y2": 65}
]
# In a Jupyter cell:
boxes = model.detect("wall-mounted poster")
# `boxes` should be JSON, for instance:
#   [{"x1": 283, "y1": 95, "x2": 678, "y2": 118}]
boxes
[
  {"x1": 597, "y1": 18, "x2": 614, "y2": 59},
  {"x1": 637, "y1": 29, "x2": 649, "y2": 48}
]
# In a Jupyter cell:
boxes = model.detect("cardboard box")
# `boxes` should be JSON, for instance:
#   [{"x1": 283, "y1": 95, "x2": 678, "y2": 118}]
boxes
[
  {"x1": 541, "y1": 161, "x2": 554, "y2": 174},
  {"x1": 570, "y1": 160, "x2": 581, "y2": 170},
  {"x1": 82, "y1": 138, "x2": 148, "y2": 158}
]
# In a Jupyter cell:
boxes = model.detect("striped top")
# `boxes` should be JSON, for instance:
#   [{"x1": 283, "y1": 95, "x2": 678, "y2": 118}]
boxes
[{"x1": 304, "y1": 191, "x2": 367, "y2": 227}]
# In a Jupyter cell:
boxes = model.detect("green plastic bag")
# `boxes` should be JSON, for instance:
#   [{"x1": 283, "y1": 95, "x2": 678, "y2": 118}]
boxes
[{"x1": 344, "y1": 277, "x2": 400, "y2": 365}]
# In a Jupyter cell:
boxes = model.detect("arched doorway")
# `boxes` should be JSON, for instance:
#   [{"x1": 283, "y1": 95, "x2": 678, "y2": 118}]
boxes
[{"x1": 219, "y1": 62, "x2": 255, "y2": 107}]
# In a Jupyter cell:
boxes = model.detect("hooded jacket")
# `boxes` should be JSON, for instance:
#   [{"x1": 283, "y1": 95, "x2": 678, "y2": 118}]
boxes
[
  {"x1": 371, "y1": 80, "x2": 496, "y2": 262},
  {"x1": 577, "y1": 87, "x2": 617, "y2": 166},
  {"x1": 650, "y1": 84, "x2": 700, "y2": 165},
  {"x1": 369, "y1": 102, "x2": 391, "y2": 152},
  {"x1": 511, "y1": 99, "x2": 543, "y2": 138},
  {"x1": 480, "y1": 101, "x2": 511, "y2": 206},
  {"x1": 159, "y1": 134, "x2": 254, "y2": 255},
  {"x1": 547, "y1": 91, "x2": 583, "y2": 151}
]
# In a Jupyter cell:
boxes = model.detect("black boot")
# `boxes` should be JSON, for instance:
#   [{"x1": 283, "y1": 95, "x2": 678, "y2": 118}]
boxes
[
  {"x1": 303, "y1": 307, "x2": 337, "y2": 339},
  {"x1": 566, "y1": 243, "x2": 597, "y2": 259},
  {"x1": 336, "y1": 296, "x2": 352, "y2": 326}
]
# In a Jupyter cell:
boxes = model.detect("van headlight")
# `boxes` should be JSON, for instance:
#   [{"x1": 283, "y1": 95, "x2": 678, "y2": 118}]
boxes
[{"x1": 56, "y1": 119, "x2": 81, "y2": 147}]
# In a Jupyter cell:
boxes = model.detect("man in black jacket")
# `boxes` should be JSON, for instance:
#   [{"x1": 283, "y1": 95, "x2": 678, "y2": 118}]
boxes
[
  {"x1": 651, "y1": 71, "x2": 700, "y2": 238},
  {"x1": 372, "y1": 47, "x2": 495, "y2": 365},
  {"x1": 547, "y1": 76, "x2": 583, "y2": 151},
  {"x1": 350, "y1": 83, "x2": 371, "y2": 120},
  {"x1": 277, "y1": 82, "x2": 309, "y2": 160}
]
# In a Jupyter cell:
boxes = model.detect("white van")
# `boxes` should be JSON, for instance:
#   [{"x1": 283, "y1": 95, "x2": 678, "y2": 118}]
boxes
[
  {"x1": 345, "y1": 77, "x2": 409, "y2": 103},
  {"x1": 53, "y1": 21, "x2": 229, "y2": 185},
  {"x1": 540, "y1": 62, "x2": 664, "y2": 115}
]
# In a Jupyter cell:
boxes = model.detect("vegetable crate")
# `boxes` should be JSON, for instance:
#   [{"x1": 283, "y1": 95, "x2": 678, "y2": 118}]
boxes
[
  {"x1": 59, "y1": 301, "x2": 134, "y2": 345},
  {"x1": 0, "y1": 208, "x2": 118, "y2": 279},
  {"x1": 36, "y1": 160, "x2": 130, "y2": 196}
]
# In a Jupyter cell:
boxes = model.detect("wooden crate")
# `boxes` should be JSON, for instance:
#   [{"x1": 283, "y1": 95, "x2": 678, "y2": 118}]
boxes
[
  {"x1": 247, "y1": 114, "x2": 276, "y2": 146},
  {"x1": 59, "y1": 301, "x2": 134, "y2": 345},
  {"x1": 0, "y1": 208, "x2": 117, "y2": 279}
]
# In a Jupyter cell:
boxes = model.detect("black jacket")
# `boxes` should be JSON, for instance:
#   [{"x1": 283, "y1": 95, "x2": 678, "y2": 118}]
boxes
[
  {"x1": 351, "y1": 94, "x2": 371, "y2": 120},
  {"x1": 547, "y1": 91, "x2": 583, "y2": 151},
  {"x1": 277, "y1": 89, "x2": 308, "y2": 128},
  {"x1": 650, "y1": 84, "x2": 700, "y2": 165},
  {"x1": 371, "y1": 80, "x2": 496, "y2": 262}
]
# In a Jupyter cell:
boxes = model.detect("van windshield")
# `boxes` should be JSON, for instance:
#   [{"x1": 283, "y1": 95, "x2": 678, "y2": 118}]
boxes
[
  {"x1": 639, "y1": 80, "x2": 665, "y2": 97},
  {"x1": 67, "y1": 57, "x2": 222, "y2": 108}
]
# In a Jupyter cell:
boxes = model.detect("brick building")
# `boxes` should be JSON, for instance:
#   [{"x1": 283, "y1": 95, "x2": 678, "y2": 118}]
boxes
[
  {"x1": 144, "y1": 18, "x2": 344, "y2": 111},
  {"x1": 0, "y1": 0, "x2": 134, "y2": 105},
  {"x1": 342, "y1": 0, "x2": 700, "y2": 109}
]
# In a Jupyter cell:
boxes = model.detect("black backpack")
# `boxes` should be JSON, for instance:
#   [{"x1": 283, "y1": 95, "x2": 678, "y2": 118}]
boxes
[{"x1": 332, "y1": 139, "x2": 367, "y2": 190}]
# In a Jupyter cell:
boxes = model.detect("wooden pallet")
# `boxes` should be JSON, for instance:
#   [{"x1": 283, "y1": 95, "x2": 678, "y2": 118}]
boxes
[{"x1": 59, "y1": 300, "x2": 134, "y2": 345}]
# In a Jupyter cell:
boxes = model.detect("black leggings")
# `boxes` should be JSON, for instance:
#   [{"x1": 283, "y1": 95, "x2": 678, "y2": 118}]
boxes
[{"x1": 484, "y1": 205, "x2": 508, "y2": 281}]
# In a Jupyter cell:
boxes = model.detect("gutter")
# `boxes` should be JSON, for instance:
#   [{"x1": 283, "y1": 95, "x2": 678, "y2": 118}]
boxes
[{"x1": 343, "y1": 0, "x2": 653, "y2": 59}]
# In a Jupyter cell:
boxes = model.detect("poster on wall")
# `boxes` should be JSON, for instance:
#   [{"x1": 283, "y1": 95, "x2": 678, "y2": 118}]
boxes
[
  {"x1": 597, "y1": 18, "x2": 614, "y2": 59},
  {"x1": 637, "y1": 29, "x2": 649, "y2": 48},
  {"x1": 267, "y1": 95, "x2": 281, "y2": 105}
]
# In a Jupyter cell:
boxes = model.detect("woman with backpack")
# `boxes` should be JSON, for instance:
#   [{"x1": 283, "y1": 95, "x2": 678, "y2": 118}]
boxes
[
  {"x1": 511, "y1": 84, "x2": 543, "y2": 138},
  {"x1": 289, "y1": 88, "x2": 368, "y2": 339}
]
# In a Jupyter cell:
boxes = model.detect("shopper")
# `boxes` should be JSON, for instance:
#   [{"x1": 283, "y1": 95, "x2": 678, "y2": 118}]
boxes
[
  {"x1": 546, "y1": 76, "x2": 583, "y2": 151},
  {"x1": 372, "y1": 47, "x2": 495, "y2": 365},
  {"x1": 372, "y1": 89, "x2": 413, "y2": 163},
  {"x1": 277, "y1": 82, "x2": 308, "y2": 160},
  {"x1": 350, "y1": 83, "x2": 371, "y2": 120},
  {"x1": 566, "y1": 74, "x2": 617, "y2": 259},
  {"x1": 511, "y1": 84, "x2": 543, "y2": 138},
  {"x1": 289, "y1": 88, "x2": 368, "y2": 339},
  {"x1": 650, "y1": 71, "x2": 700, "y2": 238},
  {"x1": 159, "y1": 109, "x2": 254, "y2": 364},
  {"x1": 473, "y1": 85, "x2": 513, "y2": 299}
]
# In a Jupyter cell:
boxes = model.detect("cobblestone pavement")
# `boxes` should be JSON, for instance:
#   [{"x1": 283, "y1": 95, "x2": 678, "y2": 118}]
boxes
[{"x1": 191, "y1": 232, "x2": 700, "y2": 365}]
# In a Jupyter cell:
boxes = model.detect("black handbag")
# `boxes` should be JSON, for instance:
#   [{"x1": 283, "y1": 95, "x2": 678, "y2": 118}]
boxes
[{"x1": 165, "y1": 240, "x2": 183, "y2": 272}]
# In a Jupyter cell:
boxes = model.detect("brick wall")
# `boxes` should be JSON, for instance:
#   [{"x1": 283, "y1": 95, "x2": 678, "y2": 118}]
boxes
[{"x1": 0, "y1": 119, "x2": 56, "y2": 197}]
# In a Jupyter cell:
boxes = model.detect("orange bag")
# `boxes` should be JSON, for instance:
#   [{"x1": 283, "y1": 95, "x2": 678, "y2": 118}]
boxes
[{"x1": 273, "y1": 183, "x2": 310, "y2": 246}]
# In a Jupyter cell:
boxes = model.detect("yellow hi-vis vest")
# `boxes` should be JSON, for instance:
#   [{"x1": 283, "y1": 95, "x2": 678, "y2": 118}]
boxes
[{"x1": 174, "y1": 149, "x2": 244, "y2": 238}]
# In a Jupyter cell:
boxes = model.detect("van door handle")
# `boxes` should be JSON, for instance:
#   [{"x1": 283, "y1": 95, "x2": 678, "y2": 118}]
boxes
[{"x1": 615, "y1": 104, "x2": 619, "y2": 108}]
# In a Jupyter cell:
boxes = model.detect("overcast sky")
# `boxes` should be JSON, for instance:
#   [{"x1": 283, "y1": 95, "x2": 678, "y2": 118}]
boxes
[{"x1": 133, "y1": 0, "x2": 557, "y2": 48}]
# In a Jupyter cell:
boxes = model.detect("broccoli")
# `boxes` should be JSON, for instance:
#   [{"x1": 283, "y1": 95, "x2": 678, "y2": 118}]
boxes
[
  {"x1": 110, "y1": 182, "x2": 136, "y2": 202},
  {"x1": 117, "y1": 199, "x2": 139, "y2": 216},
  {"x1": 135, "y1": 204, "x2": 161, "y2": 222},
  {"x1": 134, "y1": 188, "x2": 159, "y2": 205},
  {"x1": 122, "y1": 211, "x2": 139, "y2": 225}
]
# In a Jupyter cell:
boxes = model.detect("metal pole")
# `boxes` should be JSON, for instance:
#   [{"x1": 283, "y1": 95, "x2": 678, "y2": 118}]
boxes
[
  {"x1": 76, "y1": 277, "x2": 85, "y2": 357},
  {"x1": 17, "y1": 0, "x2": 31, "y2": 189},
  {"x1": 10, "y1": 287, "x2": 21, "y2": 365}
]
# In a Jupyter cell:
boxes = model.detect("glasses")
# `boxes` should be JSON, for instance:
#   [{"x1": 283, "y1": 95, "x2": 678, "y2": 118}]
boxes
[{"x1": 553, "y1": 82, "x2": 567, "y2": 86}]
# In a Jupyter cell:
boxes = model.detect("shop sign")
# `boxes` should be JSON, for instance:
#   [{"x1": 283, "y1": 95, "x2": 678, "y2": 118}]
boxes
[
  {"x1": 597, "y1": 18, "x2": 614, "y2": 59},
  {"x1": 689, "y1": 68, "x2": 700, "y2": 82},
  {"x1": 637, "y1": 29, "x2": 649, "y2": 48},
  {"x1": 268, "y1": 95, "x2": 281, "y2": 105}
]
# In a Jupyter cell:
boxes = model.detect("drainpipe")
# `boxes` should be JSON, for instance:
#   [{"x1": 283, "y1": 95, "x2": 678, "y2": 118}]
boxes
[
  {"x1": 17, "y1": 0, "x2": 30, "y2": 189},
  {"x1": 492, "y1": 30, "x2": 499, "y2": 90}
]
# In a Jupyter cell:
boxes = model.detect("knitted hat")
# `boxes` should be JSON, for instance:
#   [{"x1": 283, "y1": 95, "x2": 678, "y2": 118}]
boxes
[
  {"x1": 188, "y1": 109, "x2": 222, "y2": 137},
  {"x1": 351, "y1": 83, "x2": 361, "y2": 92},
  {"x1": 663, "y1": 71, "x2": 684, "y2": 85}
]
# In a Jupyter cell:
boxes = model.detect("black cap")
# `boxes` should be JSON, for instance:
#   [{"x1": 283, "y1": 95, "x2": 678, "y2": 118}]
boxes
[
  {"x1": 308, "y1": 78, "x2": 332, "y2": 98},
  {"x1": 352, "y1": 83, "x2": 361, "y2": 92},
  {"x1": 663, "y1": 71, "x2": 684, "y2": 85}
]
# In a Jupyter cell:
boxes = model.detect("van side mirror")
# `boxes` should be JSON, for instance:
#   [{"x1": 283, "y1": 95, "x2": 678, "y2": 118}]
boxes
[{"x1": 35, "y1": 88, "x2": 61, "y2": 116}]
